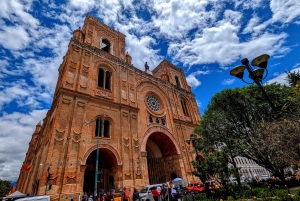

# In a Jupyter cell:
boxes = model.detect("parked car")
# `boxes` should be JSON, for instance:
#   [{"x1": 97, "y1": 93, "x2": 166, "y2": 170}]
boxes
[
  {"x1": 244, "y1": 177, "x2": 254, "y2": 183},
  {"x1": 206, "y1": 180, "x2": 220, "y2": 190},
  {"x1": 229, "y1": 177, "x2": 238, "y2": 185},
  {"x1": 139, "y1": 184, "x2": 161, "y2": 201},
  {"x1": 186, "y1": 182, "x2": 204, "y2": 193},
  {"x1": 261, "y1": 175, "x2": 270, "y2": 181}
]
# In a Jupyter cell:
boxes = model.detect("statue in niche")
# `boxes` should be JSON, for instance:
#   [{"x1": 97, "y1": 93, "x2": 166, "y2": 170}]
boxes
[
  {"x1": 149, "y1": 115, "x2": 153, "y2": 123},
  {"x1": 161, "y1": 118, "x2": 165, "y2": 125},
  {"x1": 156, "y1": 117, "x2": 159, "y2": 123},
  {"x1": 144, "y1": 62, "x2": 149, "y2": 71}
]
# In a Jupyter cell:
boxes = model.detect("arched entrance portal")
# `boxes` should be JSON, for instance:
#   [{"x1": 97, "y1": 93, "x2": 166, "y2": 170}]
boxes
[
  {"x1": 83, "y1": 147, "x2": 121, "y2": 193},
  {"x1": 146, "y1": 131, "x2": 181, "y2": 184}
]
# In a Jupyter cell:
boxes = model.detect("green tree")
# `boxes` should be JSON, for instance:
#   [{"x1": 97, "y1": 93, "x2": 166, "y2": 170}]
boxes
[
  {"x1": 286, "y1": 70, "x2": 300, "y2": 87},
  {"x1": 195, "y1": 83, "x2": 300, "y2": 182},
  {"x1": 0, "y1": 179, "x2": 11, "y2": 197}
]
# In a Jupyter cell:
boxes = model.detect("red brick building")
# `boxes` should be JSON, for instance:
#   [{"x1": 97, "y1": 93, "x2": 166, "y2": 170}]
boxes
[{"x1": 16, "y1": 14, "x2": 201, "y2": 199}]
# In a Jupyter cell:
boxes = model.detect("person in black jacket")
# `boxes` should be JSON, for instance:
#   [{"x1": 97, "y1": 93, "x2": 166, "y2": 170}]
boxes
[{"x1": 133, "y1": 188, "x2": 140, "y2": 201}]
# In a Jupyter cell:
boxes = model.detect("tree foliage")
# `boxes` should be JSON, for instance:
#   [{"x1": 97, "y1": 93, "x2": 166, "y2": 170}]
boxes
[
  {"x1": 0, "y1": 179, "x2": 11, "y2": 197},
  {"x1": 286, "y1": 70, "x2": 300, "y2": 87},
  {"x1": 194, "y1": 83, "x2": 300, "y2": 182}
]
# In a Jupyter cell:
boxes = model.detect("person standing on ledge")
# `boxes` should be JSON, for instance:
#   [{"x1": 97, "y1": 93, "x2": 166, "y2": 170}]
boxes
[{"x1": 145, "y1": 62, "x2": 149, "y2": 71}]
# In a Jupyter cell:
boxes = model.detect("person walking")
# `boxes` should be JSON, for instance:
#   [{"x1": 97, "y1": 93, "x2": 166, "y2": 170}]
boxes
[
  {"x1": 150, "y1": 186, "x2": 160, "y2": 201},
  {"x1": 164, "y1": 182, "x2": 175, "y2": 201},
  {"x1": 132, "y1": 188, "x2": 140, "y2": 201},
  {"x1": 161, "y1": 184, "x2": 166, "y2": 201},
  {"x1": 157, "y1": 185, "x2": 162, "y2": 201},
  {"x1": 122, "y1": 187, "x2": 130, "y2": 201}
]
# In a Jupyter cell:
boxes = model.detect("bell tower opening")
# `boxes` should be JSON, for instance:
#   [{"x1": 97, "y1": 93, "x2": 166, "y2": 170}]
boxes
[
  {"x1": 146, "y1": 132, "x2": 181, "y2": 184},
  {"x1": 101, "y1": 39, "x2": 110, "y2": 53}
]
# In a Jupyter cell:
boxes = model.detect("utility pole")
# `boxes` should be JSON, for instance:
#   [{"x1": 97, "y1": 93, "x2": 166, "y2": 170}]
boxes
[{"x1": 45, "y1": 166, "x2": 52, "y2": 195}]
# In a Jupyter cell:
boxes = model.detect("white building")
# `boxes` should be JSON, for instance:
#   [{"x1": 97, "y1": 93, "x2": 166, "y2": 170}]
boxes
[{"x1": 234, "y1": 156, "x2": 270, "y2": 179}]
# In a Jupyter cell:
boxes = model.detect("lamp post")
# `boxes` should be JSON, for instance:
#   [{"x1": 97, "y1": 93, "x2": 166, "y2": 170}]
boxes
[
  {"x1": 185, "y1": 134, "x2": 200, "y2": 201},
  {"x1": 45, "y1": 166, "x2": 52, "y2": 195},
  {"x1": 229, "y1": 54, "x2": 276, "y2": 111},
  {"x1": 185, "y1": 134, "x2": 200, "y2": 150},
  {"x1": 84, "y1": 118, "x2": 101, "y2": 198}
]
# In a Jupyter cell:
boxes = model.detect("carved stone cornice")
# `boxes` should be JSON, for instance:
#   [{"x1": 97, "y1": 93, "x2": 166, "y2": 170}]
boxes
[{"x1": 70, "y1": 38, "x2": 196, "y2": 98}]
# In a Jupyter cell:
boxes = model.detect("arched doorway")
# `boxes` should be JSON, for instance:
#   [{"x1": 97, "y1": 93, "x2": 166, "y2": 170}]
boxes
[
  {"x1": 146, "y1": 131, "x2": 181, "y2": 184},
  {"x1": 83, "y1": 147, "x2": 121, "y2": 194}
]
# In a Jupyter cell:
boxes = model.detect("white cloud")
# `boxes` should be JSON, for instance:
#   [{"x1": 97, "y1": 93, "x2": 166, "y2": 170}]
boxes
[
  {"x1": 266, "y1": 66, "x2": 300, "y2": 86},
  {"x1": 0, "y1": 25, "x2": 31, "y2": 50},
  {"x1": 292, "y1": 63, "x2": 300, "y2": 69},
  {"x1": 233, "y1": 0, "x2": 264, "y2": 10},
  {"x1": 0, "y1": 0, "x2": 39, "y2": 28},
  {"x1": 185, "y1": 70, "x2": 210, "y2": 88},
  {"x1": 221, "y1": 78, "x2": 235, "y2": 85},
  {"x1": 151, "y1": 0, "x2": 221, "y2": 40},
  {"x1": 270, "y1": 0, "x2": 300, "y2": 23},
  {"x1": 125, "y1": 35, "x2": 162, "y2": 70},
  {"x1": 186, "y1": 74, "x2": 201, "y2": 88},
  {"x1": 243, "y1": 16, "x2": 270, "y2": 36},
  {"x1": 169, "y1": 23, "x2": 288, "y2": 67},
  {"x1": 0, "y1": 109, "x2": 48, "y2": 181}
]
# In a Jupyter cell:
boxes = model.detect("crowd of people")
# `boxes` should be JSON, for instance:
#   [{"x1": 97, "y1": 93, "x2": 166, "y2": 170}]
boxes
[
  {"x1": 83, "y1": 181, "x2": 182, "y2": 201},
  {"x1": 138, "y1": 181, "x2": 180, "y2": 201},
  {"x1": 82, "y1": 189, "x2": 116, "y2": 201}
]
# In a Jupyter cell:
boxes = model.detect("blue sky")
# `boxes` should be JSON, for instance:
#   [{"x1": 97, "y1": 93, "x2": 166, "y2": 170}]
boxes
[{"x1": 0, "y1": 0, "x2": 300, "y2": 182}]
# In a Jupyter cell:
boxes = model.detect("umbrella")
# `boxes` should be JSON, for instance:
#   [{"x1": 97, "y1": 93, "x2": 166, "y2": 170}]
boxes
[{"x1": 4, "y1": 191, "x2": 26, "y2": 199}]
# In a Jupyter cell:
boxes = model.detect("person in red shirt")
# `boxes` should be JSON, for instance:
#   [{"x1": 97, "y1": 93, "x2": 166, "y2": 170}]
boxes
[
  {"x1": 150, "y1": 186, "x2": 160, "y2": 201},
  {"x1": 122, "y1": 187, "x2": 130, "y2": 201}
]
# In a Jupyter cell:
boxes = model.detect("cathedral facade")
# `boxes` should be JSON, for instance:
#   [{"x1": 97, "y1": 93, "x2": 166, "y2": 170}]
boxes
[{"x1": 16, "y1": 14, "x2": 201, "y2": 199}]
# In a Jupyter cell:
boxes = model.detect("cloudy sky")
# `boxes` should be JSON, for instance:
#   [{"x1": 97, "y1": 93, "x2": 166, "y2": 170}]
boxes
[{"x1": 1, "y1": 0, "x2": 300, "y2": 182}]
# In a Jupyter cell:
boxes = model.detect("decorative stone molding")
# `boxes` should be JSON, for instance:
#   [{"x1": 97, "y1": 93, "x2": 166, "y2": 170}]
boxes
[
  {"x1": 80, "y1": 165, "x2": 87, "y2": 172},
  {"x1": 55, "y1": 129, "x2": 65, "y2": 139},
  {"x1": 135, "y1": 172, "x2": 142, "y2": 179},
  {"x1": 72, "y1": 131, "x2": 81, "y2": 142},
  {"x1": 141, "y1": 152, "x2": 147, "y2": 157},
  {"x1": 124, "y1": 173, "x2": 131, "y2": 180},
  {"x1": 95, "y1": 88, "x2": 112, "y2": 98},
  {"x1": 77, "y1": 101, "x2": 86, "y2": 107},
  {"x1": 62, "y1": 97, "x2": 72, "y2": 105},
  {"x1": 123, "y1": 137, "x2": 130, "y2": 148}
]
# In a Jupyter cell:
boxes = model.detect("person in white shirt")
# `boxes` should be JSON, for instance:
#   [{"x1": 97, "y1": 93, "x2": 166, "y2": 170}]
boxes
[{"x1": 157, "y1": 185, "x2": 162, "y2": 201}]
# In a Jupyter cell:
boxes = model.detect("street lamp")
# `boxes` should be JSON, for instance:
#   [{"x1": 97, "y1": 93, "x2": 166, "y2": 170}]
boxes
[
  {"x1": 185, "y1": 134, "x2": 201, "y2": 201},
  {"x1": 84, "y1": 118, "x2": 101, "y2": 197},
  {"x1": 185, "y1": 134, "x2": 201, "y2": 159},
  {"x1": 229, "y1": 54, "x2": 277, "y2": 111}
]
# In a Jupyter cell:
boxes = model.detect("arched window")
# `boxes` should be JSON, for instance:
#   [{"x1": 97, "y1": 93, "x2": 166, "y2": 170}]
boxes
[
  {"x1": 181, "y1": 100, "x2": 189, "y2": 116},
  {"x1": 175, "y1": 76, "x2": 180, "y2": 87},
  {"x1": 105, "y1": 71, "x2": 111, "y2": 90},
  {"x1": 95, "y1": 118, "x2": 102, "y2": 137},
  {"x1": 104, "y1": 120, "x2": 110, "y2": 137},
  {"x1": 98, "y1": 68, "x2": 104, "y2": 88},
  {"x1": 97, "y1": 68, "x2": 112, "y2": 90},
  {"x1": 101, "y1": 39, "x2": 110, "y2": 53},
  {"x1": 94, "y1": 118, "x2": 110, "y2": 138}
]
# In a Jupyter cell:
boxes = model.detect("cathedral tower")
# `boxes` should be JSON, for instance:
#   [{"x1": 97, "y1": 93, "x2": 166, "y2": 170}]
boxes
[{"x1": 17, "y1": 14, "x2": 201, "y2": 199}]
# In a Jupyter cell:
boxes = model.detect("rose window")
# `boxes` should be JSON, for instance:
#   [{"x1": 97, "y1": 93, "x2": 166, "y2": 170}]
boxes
[{"x1": 147, "y1": 95, "x2": 160, "y2": 111}]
